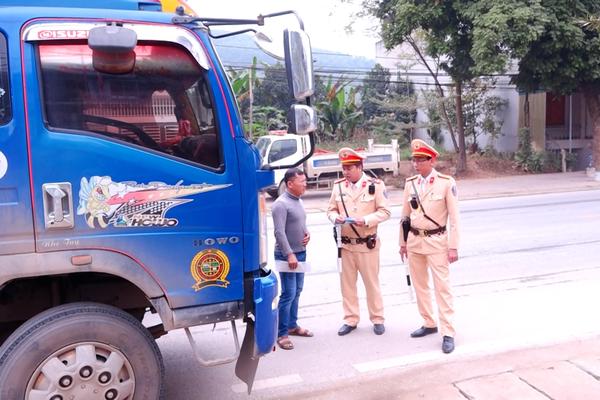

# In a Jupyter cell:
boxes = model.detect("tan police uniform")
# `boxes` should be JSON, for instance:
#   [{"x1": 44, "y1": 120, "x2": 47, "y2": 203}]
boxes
[
  {"x1": 400, "y1": 167, "x2": 460, "y2": 337},
  {"x1": 327, "y1": 164, "x2": 391, "y2": 327}
]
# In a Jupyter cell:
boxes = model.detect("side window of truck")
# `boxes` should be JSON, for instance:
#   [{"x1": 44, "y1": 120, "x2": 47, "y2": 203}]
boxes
[
  {"x1": 268, "y1": 139, "x2": 297, "y2": 163},
  {"x1": 38, "y1": 42, "x2": 223, "y2": 170},
  {"x1": 0, "y1": 34, "x2": 10, "y2": 124}
]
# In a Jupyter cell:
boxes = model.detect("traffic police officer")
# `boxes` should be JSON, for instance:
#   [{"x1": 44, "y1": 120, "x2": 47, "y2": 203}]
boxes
[
  {"x1": 399, "y1": 139, "x2": 460, "y2": 353},
  {"x1": 327, "y1": 147, "x2": 391, "y2": 336}
]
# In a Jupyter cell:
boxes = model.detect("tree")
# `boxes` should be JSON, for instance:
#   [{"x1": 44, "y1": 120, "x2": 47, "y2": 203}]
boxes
[
  {"x1": 361, "y1": 64, "x2": 392, "y2": 121},
  {"x1": 461, "y1": 80, "x2": 508, "y2": 153},
  {"x1": 421, "y1": 89, "x2": 453, "y2": 146},
  {"x1": 227, "y1": 57, "x2": 260, "y2": 136},
  {"x1": 361, "y1": 65, "x2": 418, "y2": 146},
  {"x1": 367, "y1": 94, "x2": 418, "y2": 147},
  {"x1": 253, "y1": 63, "x2": 292, "y2": 111},
  {"x1": 231, "y1": 62, "x2": 326, "y2": 137},
  {"x1": 254, "y1": 63, "x2": 327, "y2": 109},
  {"x1": 421, "y1": 79, "x2": 507, "y2": 152},
  {"x1": 316, "y1": 77, "x2": 362, "y2": 141},
  {"x1": 250, "y1": 106, "x2": 288, "y2": 137},
  {"x1": 227, "y1": 57, "x2": 258, "y2": 102},
  {"x1": 364, "y1": 0, "x2": 544, "y2": 174},
  {"x1": 364, "y1": 0, "x2": 474, "y2": 173},
  {"x1": 476, "y1": 3, "x2": 600, "y2": 170},
  {"x1": 404, "y1": 34, "x2": 459, "y2": 153}
]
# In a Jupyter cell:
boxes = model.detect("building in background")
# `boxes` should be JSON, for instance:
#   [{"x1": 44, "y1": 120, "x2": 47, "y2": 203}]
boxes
[{"x1": 375, "y1": 41, "x2": 593, "y2": 170}]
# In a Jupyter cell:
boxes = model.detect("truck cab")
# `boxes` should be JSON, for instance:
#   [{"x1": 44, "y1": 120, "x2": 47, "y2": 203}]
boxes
[{"x1": 0, "y1": 1, "x2": 316, "y2": 398}]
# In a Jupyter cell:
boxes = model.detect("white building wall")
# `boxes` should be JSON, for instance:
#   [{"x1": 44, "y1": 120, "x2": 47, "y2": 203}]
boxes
[{"x1": 375, "y1": 41, "x2": 520, "y2": 153}]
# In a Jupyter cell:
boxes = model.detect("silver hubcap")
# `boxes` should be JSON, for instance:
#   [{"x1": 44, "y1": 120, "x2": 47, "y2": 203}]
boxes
[{"x1": 26, "y1": 342, "x2": 135, "y2": 400}]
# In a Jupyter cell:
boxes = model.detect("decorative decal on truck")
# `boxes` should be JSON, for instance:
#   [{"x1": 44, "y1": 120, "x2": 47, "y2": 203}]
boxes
[
  {"x1": 191, "y1": 249, "x2": 231, "y2": 291},
  {"x1": 77, "y1": 176, "x2": 230, "y2": 228}
]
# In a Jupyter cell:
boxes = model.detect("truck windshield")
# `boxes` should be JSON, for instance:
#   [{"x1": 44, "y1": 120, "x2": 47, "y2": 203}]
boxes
[{"x1": 38, "y1": 41, "x2": 222, "y2": 170}]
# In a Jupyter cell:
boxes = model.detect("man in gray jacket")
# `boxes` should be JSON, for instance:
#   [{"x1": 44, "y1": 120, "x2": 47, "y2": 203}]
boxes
[{"x1": 272, "y1": 168, "x2": 312, "y2": 350}]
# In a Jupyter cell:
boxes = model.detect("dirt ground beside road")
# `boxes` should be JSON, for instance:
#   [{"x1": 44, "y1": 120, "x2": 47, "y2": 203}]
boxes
[{"x1": 385, "y1": 153, "x2": 527, "y2": 189}]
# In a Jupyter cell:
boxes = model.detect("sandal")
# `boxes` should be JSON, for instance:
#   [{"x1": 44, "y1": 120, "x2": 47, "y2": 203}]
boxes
[
  {"x1": 277, "y1": 336, "x2": 294, "y2": 350},
  {"x1": 288, "y1": 327, "x2": 314, "y2": 337}
]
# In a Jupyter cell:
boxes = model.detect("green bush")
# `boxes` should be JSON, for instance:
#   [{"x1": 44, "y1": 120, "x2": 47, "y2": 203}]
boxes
[
  {"x1": 515, "y1": 128, "x2": 543, "y2": 172},
  {"x1": 541, "y1": 152, "x2": 562, "y2": 172}
]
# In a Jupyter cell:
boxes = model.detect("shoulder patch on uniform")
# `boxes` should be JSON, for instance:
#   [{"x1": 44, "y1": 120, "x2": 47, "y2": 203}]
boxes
[
  {"x1": 406, "y1": 175, "x2": 418, "y2": 182},
  {"x1": 438, "y1": 173, "x2": 452, "y2": 180}
]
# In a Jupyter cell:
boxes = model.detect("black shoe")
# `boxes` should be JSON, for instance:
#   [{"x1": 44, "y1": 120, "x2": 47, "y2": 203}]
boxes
[
  {"x1": 373, "y1": 324, "x2": 385, "y2": 335},
  {"x1": 442, "y1": 336, "x2": 455, "y2": 353},
  {"x1": 337, "y1": 324, "x2": 357, "y2": 336},
  {"x1": 410, "y1": 326, "x2": 438, "y2": 338}
]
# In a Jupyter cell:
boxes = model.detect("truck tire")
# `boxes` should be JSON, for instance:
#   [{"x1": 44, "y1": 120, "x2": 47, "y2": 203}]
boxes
[{"x1": 0, "y1": 302, "x2": 164, "y2": 400}]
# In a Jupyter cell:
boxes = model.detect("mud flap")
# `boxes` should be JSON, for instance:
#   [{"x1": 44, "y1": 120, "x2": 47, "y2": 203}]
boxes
[{"x1": 235, "y1": 319, "x2": 259, "y2": 394}]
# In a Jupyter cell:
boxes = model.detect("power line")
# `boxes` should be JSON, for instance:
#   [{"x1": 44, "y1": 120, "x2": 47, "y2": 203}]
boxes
[
  {"x1": 214, "y1": 43, "x2": 519, "y2": 80},
  {"x1": 223, "y1": 60, "x2": 517, "y2": 78},
  {"x1": 214, "y1": 43, "x2": 377, "y2": 59},
  {"x1": 224, "y1": 63, "x2": 518, "y2": 88}
]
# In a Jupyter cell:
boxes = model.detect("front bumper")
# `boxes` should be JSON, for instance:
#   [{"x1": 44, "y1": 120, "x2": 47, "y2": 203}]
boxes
[{"x1": 252, "y1": 268, "x2": 278, "y2": 355}]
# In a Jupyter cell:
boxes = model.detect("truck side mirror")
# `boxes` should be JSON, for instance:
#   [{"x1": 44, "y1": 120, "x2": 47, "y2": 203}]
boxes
[
  {"x1": 288, "y1": 104, "x2": 317, "y2": 135},
  {"x1": 283, "y1": 29, "x2": 314, "y2": 101},
  {"x1": 88, "y1": 25, "x2": 137, "y2": 74}
]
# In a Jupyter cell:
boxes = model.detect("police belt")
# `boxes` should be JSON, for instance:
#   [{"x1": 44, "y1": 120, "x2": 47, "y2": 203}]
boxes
[
  {"x1": 409, "y1": 226, "x2": 446, "y2": 237},
  {"x1": 341, "y1": 234, "x2": 377, "y2": 245}
]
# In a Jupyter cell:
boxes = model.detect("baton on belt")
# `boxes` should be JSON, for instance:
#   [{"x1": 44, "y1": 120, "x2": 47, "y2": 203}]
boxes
[
  {"x1": 405, "y1": 264, "x2": 413, "y2": 301},
  {"x1": 402, "y1": 217, "x2": 414, "y2": 301}
]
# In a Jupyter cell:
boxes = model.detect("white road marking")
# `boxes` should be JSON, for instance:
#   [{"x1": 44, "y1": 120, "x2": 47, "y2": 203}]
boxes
[
  {"x1": 353, "y1": 350, "x2": 443, "y2": 373},
  {"x1": 231, "y1": 373, "x2": 303, "y2": 393},
  {"x1": 353, "y1": 333, "x2": 600, "y2": 374}
]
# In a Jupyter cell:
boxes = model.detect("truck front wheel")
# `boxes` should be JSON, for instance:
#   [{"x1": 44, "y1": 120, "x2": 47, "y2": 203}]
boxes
[{"x1": 0, "y1": 302, "x2": 164, "y2": 400}]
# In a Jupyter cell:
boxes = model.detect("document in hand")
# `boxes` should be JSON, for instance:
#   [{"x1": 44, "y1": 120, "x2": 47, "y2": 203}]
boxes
[{"x1": 275, "y1": 260, "x2": 312, "y2": 273}]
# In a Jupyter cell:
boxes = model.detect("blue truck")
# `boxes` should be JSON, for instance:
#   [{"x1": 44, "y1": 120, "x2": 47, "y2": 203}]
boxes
[{"x1": 0, "y1": 1, "x2": 316, "y2": 398}]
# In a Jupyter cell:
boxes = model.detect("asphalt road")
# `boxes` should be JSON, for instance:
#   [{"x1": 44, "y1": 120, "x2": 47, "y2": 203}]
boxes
[{"x1": 158, "y1": 189, "x2": 600, "y2": 399}]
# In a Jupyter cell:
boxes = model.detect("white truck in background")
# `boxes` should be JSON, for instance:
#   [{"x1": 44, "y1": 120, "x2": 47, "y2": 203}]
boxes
[{"x1": 256, "y1": 132, "x2": 400, "y2": 197}]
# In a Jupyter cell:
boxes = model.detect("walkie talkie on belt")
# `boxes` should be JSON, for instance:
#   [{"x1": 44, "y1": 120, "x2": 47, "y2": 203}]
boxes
[{"x1": 410, "y1": 180, "x2": 443, "y2": 229}]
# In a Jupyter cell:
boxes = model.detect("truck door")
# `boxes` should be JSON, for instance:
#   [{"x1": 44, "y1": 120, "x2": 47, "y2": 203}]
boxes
[
  {"x1": 23, "y1": 22, "x2": 244, "y2": 308},
  {"x1": 0, "y1": 32, "x2": 35, "y2": 255}
]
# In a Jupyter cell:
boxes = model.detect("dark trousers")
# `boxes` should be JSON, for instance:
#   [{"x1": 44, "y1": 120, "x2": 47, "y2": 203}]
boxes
[{"x1": 275, "y1": 250, "x2": 306, "y2": 337}]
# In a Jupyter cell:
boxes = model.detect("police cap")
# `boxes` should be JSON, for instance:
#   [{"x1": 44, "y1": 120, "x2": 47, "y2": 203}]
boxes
[
  {"x1": 411, "y1": 139, "x2": 439, "y2": 159},
  {"x1": 338, "y1": 147, "x2": 366, "y2": 165}
]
